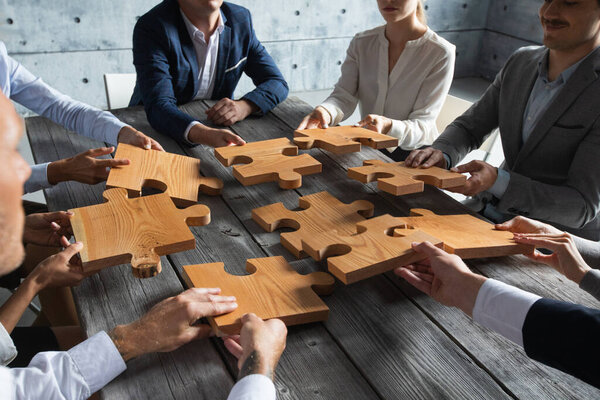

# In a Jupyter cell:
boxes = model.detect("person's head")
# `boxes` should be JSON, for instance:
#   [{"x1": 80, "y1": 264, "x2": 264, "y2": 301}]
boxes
[
  {"x1": 377, "y1": 0, "x2": 427, "y2": 25},
  {"x1": 0, "y1": 92, "x2": 30, "y2": 276},
  {"x1": 539, "y1": 0, "x2": 600, "y2": 52},
  {"x1": 177, "y1": 0, "x2": 223, "y2": 18}
]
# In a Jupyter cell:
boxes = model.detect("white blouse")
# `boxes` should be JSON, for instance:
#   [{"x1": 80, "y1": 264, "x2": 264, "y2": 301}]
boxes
[{"x1": 320, "y1": 26, "x2": 455, "y2": 151}]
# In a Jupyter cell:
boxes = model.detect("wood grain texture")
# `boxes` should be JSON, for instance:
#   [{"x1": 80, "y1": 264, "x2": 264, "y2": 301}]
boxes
[
  {"x1": 183, "y1": 256, "x2": 335, "y2": 335},
  {"x1": 348, "y1": 159, "x2": 467, "y2": 195},
  {"x1": 294, "y1": 125, "x2": 398, "y2": 154},
  {"x1": 252, "y1": 191, "x2": 374, "y2": 258},
  {"x1": 106, "y1": 143, "x2": 223, "y2": 206},
  {"x1": 302, "y1": 214, "x2": 443, "y2": 284},
  {"x1": 393, "y1": 208, "x2": 534, "y2": 259},
  {"x1": 214, "y1": 137, "x2": 322, "y2": 188},
  {"x1": 70, "y1": 188, "x2": 210, "y2": 278}
]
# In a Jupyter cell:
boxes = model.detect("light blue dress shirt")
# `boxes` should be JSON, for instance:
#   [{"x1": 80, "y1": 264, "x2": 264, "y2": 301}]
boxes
[{"x1": 0, "y1": 41, "x2": 128, "y2": 194}]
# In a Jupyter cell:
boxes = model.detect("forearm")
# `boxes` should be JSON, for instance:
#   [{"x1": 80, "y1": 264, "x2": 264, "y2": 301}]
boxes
[
  {"x1": 388, "y1": 117, "x2": 439, "y2": 150},
  {"x1": 0, "y1": 277, "x2": 42, "y2": 333}
]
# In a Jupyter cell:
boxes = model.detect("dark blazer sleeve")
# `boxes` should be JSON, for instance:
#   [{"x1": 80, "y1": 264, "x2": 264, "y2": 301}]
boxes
[
  {"x1": 132, "y1": 20, "x2": 196, "y2": 143},
  {"x1": 522, "y1": 298, "x2": 600, "y2": 388},
  {"x1": 239, "y1": 13, "x2": 288, "y2": 115}
]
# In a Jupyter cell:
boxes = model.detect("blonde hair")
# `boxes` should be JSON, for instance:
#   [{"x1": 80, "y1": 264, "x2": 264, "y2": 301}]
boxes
[{"x1": 417, "y1": 1, "x2": 427, "y2": 25}]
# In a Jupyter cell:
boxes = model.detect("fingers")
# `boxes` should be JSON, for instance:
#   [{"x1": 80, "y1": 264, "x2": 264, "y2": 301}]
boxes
[
  {"x1": 84, "y1": 147, "x2": 115, "y2": 158},
  {"x1": 60, "y1": 240, "x2": 83, "y2": 260},
  {"x1": 525, "y1": 250, "x2": 555, "y2": 263},
  {"x1": 101, "y1": 158, "x2": 130, "y2": 168},
  {"x1": 224, "y1": 131, "x2": 246, "y2": 146},
  {"x1": 411, "y1": 241, "x2": 447, "y2": 258},
  {"x1": 297, "y1": 115, "x2": 311, "y2": 130},
  {"x1": 394, "y1": 267, "x2": 433, "y2": 296},
  {"x1": 213, "y1": 110, "x2": 237, "y2": 126},
  {"x1": 451, "y1": 160, "x2": 480, "y2": 174},
  {"x1": 512, "y1": 236, "x2": 563, "y2": 250},
  {"x1": 190, "y1": 296, "x2": 238, "y2": 318},
  {"x1": 223, "y1": 337, "x2": 244, "y2": 359},
  {"x1": 180, "y1": 287, "x2": 222, "y2": 301},
  {"x1": 405, "y1": 148, "x2": 442, "y2": 168},
  {"x1": 494, "y1": 217, "x2": 521, "y2": 232},
  {"x1": 150, "y1": 138, "x2": 165, "y2": 152},
  {"x1": 206, "y1": 99, "x2": 229, "y2": 118}
]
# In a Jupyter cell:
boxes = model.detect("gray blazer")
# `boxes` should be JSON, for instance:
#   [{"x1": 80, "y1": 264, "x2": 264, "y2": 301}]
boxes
[{"x1": 433, "y1": 46, "x2": 600, "y2": 240}]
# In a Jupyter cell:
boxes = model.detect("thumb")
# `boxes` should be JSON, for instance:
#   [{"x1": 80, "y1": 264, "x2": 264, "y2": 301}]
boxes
[
  {"x1": 141, "y1": 136, "x2": 152, "y2": 150},
  {"x1": 494, "y1": 220, "x2": 514, "y2": 231},
  {"x1": 189, "y1": 324, "x2": 214, "y2": 340},
  {"x1": 452, "y1": 160, "x2": 479, "y2": 174},
  {"x1": 411, "y1": 241, "x2": 445, "y2": 258},
  {"x1": 227, "y1": 132, "x2": 246, "y2": 146},
  {"x1": 61, "y1": 241, "x2": 83, "y2": 259}
]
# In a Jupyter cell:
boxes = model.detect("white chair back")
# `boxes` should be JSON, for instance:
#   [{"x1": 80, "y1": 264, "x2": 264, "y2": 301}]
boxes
[{"x1": 103, "y1": 73, "x2": 137, "y2": 110}]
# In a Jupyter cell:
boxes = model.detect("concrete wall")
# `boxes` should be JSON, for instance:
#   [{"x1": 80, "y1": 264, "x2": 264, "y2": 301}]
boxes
[{"x1": 1, "y1": 0, "x2": 542, "y2": 112}]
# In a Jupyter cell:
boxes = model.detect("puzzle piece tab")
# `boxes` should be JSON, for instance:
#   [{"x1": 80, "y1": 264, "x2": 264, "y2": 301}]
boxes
[
  {"x1": 252, "y1": 191, "x2": 374, "y2": 258},
  {"x1": 182, "y1": 256, "x2": 335, "y2": 335},
  {"x1": 394, "y1": 209, "x2": 534, "y2": 259},
  {"x1": 69, "y1": 188, "x2": 210, "y2": 278},
  {"x1": 107, "y1": 143, "x2": 223, "y2": 207},
  {"x1": 294, "y1": 126, "x2": 399, "y2": 154},
  {"x1": 348, "y1": 160, "x2": 466, "y2": 195},
  {"x1": 214, "y1": 138, "x2": 322, "y2": 189},
  {"x1": 302, "y1": 214, "x2": 443, "y2": 284}
]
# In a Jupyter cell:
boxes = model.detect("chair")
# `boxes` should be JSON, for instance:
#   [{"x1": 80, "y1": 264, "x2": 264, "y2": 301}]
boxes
[{"x1": 103, "y1": 73, "x2": 137, "y2": 110}]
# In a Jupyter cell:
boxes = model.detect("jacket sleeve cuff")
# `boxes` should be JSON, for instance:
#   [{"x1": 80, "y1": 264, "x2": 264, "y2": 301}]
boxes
[
  {"x1": 106, "y1": 120, "x2": 128, "y2": 146},
  {"x1": 227, "y1": 374, "x2": 276, "y2": 400},
  {"x1": 486, "y1": 168, "x2": 510, "y2": 199},
  {"x1": 24, "y1": 163, "x2": 52, "y2": 194},
  {"x1": 319, "y1": 102, "x2": 343, "y2": 126},
  {"x1": 579, "y1": 269, "x2": 600, "y2": 302}
]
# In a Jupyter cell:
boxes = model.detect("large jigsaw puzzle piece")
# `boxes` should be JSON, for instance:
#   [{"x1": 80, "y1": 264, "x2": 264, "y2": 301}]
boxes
[
  {"x1": 302, "y1": 214, "x2": 442, "y2": 284},
  {"x1": 70, "y1": 188, "x2": 210, "y2": 278},
  {"x1": 394, "y1": 209, "x2": 534, "y2": 259},
  {"x1": 214, "y1": 138, "x2": 322, "y2": 189},
  {"x1": 252, "y1": 191, "x2": 374, "y2": 258},
  {"x1": 348, "y1": 160, "x2": 466, "y2": 195},
  {"x1": 294, "y1": 126, "x2": 399, "y2": 154},
  {"x1": 182, "y1": 256, "x2": 335, "y2": 335},
  {"x1": 107, "y1": 143, "x2": 223, "y2": 207}
]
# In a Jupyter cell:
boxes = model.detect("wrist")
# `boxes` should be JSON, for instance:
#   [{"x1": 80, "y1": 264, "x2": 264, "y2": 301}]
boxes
[
  {"x1": 117, "y1": 126, "x2": 134, "y2": 143},
  {"x1": 238, "y1": 100, "x2": 258, "y2": 118},
  {"x1": 455, "y1": 272, "x2": 487, "y2": 317},
  {"x1": 382, "y1": 118, "x2": 393, "y2": 135},
  {"x1": 47, "y1": 159, "x2": 68, "y2": 184},
  {"x1": 239, "y1": 350, "x2": 276, "y2": 380},
  {"x1": 572, "y1": 264, "x2": 592, "y2": 285},
  {"x1": 188, "y1": 124, "x2": 209, "y2": 144},
  {"x1": 109, "y1": 323, "x2": 144, "y2": 362},
  {"x1": 23, "y1": 272, "x2": 46, "y2": 294}
]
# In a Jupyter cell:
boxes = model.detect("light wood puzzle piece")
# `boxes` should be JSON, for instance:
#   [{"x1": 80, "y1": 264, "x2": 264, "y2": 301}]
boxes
[
  {"x1": 182, "y1": 256, "x2": 335, "y2": 335},
  {"x1": 69, "y1": 188, "x2": 210, "y2": 278},
  {"x1": 214, "y1": 138, "x2": 322, "y2": 189},
  {"x1": 301, "y1": 214, "x2": 443, "y2": 284},
  {"x1": 252, "y1": 191, "x2": 374, "y2": 258},
  {"x1": 294, "y1": 126, "x2": 399, "y2": 154},
  {"x1": 106, "y1": 143, "x2": 223, "y2": 207},
  {"x1": 348, "y1": 160, "x2": 466, "y2": 195},
  {"x1": 394, "y1": 209, "x2": 535, "y2": 259}
]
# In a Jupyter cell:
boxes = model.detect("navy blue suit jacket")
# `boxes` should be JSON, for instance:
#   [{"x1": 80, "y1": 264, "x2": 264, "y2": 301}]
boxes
[
  {"x1": 130, "y1": 0, "x2": 289, "y2": 143},
  {"x1": 523, "y1": 298, "x2": 600, "y2": 388}
]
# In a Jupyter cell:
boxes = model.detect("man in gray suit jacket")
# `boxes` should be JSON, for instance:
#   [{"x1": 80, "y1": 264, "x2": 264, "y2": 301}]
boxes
[{"x1": 406, "y1": 0, "x2": 600, "y2": 240}]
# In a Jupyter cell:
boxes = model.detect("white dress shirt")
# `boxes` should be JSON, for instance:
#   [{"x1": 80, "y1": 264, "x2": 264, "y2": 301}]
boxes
[
  {"x1": 320, "y1": 26, "x2": 455, "y2": 152},
  {"x1": 180, "y1": 10, "x2": 225, "y2": 142},
  {"x1": 472, "y1": 279, "x2": 541, "y2": 347},
  {"x1": 0, "y1": 323, "x2": 17, "y2": 366},
  {"x1": 0, "y1": 41, "x2": 128, "y2": 194},
  {"x1": 0, "y1": 330, "x2": 275, "y2": 399}
]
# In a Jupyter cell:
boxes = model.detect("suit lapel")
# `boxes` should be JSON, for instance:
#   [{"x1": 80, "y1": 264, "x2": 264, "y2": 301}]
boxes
[
  {"x1": 514, "y1": 49, "x2": 600, "y2": 167},
  {"x1": 176, "y1": 12, "x2": 200, "y2": 97},
  {"x1": 213, "y1": 23, "x2": 231, "y2": 98}
]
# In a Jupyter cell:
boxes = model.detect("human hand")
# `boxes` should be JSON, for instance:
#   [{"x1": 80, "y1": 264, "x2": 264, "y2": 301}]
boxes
[
  {"x1": 205, "y1": 98, "x2": 257, "y2": 126},
  {"x1": 188, "y1": 124, "x2": 246, "y2": 147},
  {"x1": 223, "y1": 313, "x2": 287, "y2": 380},
  {"x1": 448, "y1": 160, "x2": 497, "y2": 196},
  {"x1": 47, "y1": 147, "x2": 130, "y2": 185},
  {"x1": 513, "y1": 232, "x2": 592, "y2": 284},
  {"x1": 29, "y1": 237, "x2": 89, "y2": 290},
  {"x1": 23, "y1": 211, "x2": 73, "y2": 247},
  {"x1": 404, "y1": 147, "x2": 447, "y2": 169},
  {"x1": 297, "y1": 106, "x2": 331, "y2": 130},
  {"x1": 117, "y1": 125, "x2": 165, "y2": 151},
  {"x1": 110, "y1": 288, "x2": 237, "y2": 361},
  {"x1": 394, "y1": 241, "x2": 486, "y2": 316},
  {"x1": 495, "y1": 216, "x2": 562, "y2": 235},
  {"x1": 356, "y1": 114, "x2": 392, "y2": 135}
]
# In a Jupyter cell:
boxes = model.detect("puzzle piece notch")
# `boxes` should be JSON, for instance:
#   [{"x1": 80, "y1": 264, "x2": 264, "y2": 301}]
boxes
[
  {"x1": 294, "y1": 126, "x2": 399, "y2": 154},
  {"x1": 214, "y1": 138, "x2": 299, "y2": 166},
  {"x1": 393, "y1": 208, "x2": 534, "y2": 259},
  {"x1": 252, "y1": 191, "x2": 374, "y2": 258},
  {"x1": 182, "y1": 256, "x2": 335, "y2": 335},
  {"x1": 70, "y1": 188, "x2": 210, "y2": 279},
  {"x1": 348, "y1": 160, "x2": 467, "y2": 196},
  {"x1": 301, "y1": 214, "x2": 443, "y2": 284},
  {"x1": 106, "y1": 143, "x2": 223, "y2": 207}
]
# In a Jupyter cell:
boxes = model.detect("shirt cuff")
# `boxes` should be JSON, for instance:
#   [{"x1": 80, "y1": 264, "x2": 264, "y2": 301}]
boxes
[
  {"x1": 472, "y1": 279, "x2": 541, "y2": 347},
  {"x1": 0, "y1": 323, "x2": 17, "y2": 366},
  {"x1": 319, "y1": 102, "x2": 343, "y2": 126},
  {"x1": 442, "y1": 153, "x2": 451, "y2": 170},
  {"x1": 68, "y1": 331, "x2": 126, "y2": 395},
  {"x1": 24, "y1": 162, "x2": 51, "y2": 194},
  {"x1": 183, "y1": 121, "x2": 202, "y2": 145},
  {"x1": 487, "y1": 168, "x2": 510, "y2": 199},
  {"x1": 227, "y1": 374, "x2": 276, "y2": 400},
  {"x1": 579, "y1": 269, "x2": 600, "y2": 302},
  {"x1": 106, "y1": 120, "x2": 128, "y2": 146}
]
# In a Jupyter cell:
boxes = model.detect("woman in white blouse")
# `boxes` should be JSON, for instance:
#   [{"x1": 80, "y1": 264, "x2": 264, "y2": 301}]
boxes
[{"x1": 298, "y1": 0, "x2": 455, "y2": 161}]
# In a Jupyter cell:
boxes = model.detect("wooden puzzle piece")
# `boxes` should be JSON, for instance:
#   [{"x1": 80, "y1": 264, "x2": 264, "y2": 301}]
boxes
[
  {"x1": 252, "y1": 191, "x2": 374, "y2": 258},
  {"x1": 301, "y1": 214, "x2": 443, "y2": 284},
  {"x1": 214, "y1": 138, "x2": 322, "y2": 189},
  {"x1": 393, "y1": 209, "x2": 534, "y2": 259},
  {"x1": 348, "y1": 160, "x2": 466, "y2": 196},
  {"x1": 182, "y1": 256, "x2": 335, "y2": 335},
  {"x1": 106, "y1": 143, "x2": 223, "y2": 207},
  {"x1": 294, "y1": 126, "x2": 399, "y2": 154},
  {"x1": 69, "y1": 188, "x2": 210, "y2": 278}
]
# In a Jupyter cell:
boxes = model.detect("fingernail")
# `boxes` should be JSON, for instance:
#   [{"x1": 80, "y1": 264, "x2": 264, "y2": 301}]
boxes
[{"x1": 230, "y1": 303, "x2": 238, "y2": 308}]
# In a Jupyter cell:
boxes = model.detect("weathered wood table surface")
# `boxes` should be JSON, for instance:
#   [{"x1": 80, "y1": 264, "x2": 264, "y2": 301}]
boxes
[{"x1": 26, "y1": 97, "x2": 600, "y2": 399}]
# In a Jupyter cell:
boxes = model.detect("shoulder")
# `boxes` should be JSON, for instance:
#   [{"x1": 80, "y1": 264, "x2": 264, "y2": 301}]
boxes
[
  {"x1": 508, "y1": 45, "x2": 546, "y2": 64},
  {"x1": 423, "y1": 30, "x2": 456, "y2": 56},
  {"x1": 221, "y1": 2, "x2": 252, "y2": 24},
  {"x1": 136, "y1": 0, "x2": 177, "y2": 31},
  {"x1": 354, "y1": 25, "x2": 385, "y2": 41}
]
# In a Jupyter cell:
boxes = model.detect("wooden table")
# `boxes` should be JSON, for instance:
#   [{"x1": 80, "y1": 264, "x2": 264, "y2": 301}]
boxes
[{"x1": 26, "y1": 98, "x2": 599, "y2": 399}]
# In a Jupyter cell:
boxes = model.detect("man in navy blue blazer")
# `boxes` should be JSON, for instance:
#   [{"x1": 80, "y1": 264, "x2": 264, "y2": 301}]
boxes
[{"x1": 130, "y1": 0, "x2": 289, "y2": 146}]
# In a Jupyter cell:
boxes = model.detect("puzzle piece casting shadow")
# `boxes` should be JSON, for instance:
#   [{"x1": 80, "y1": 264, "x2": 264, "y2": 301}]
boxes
[{"x1": 294, "y1": 126, "x2": 398, "y2": 154}]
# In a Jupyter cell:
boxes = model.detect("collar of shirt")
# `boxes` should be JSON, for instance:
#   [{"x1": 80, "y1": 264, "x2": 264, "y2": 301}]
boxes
[
  {"x1": 537, "y1": 47, "x2": 596, "y2": 87},
  {"x1": 180, "y1": 9, "x2": 225, "y2": 45}
]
